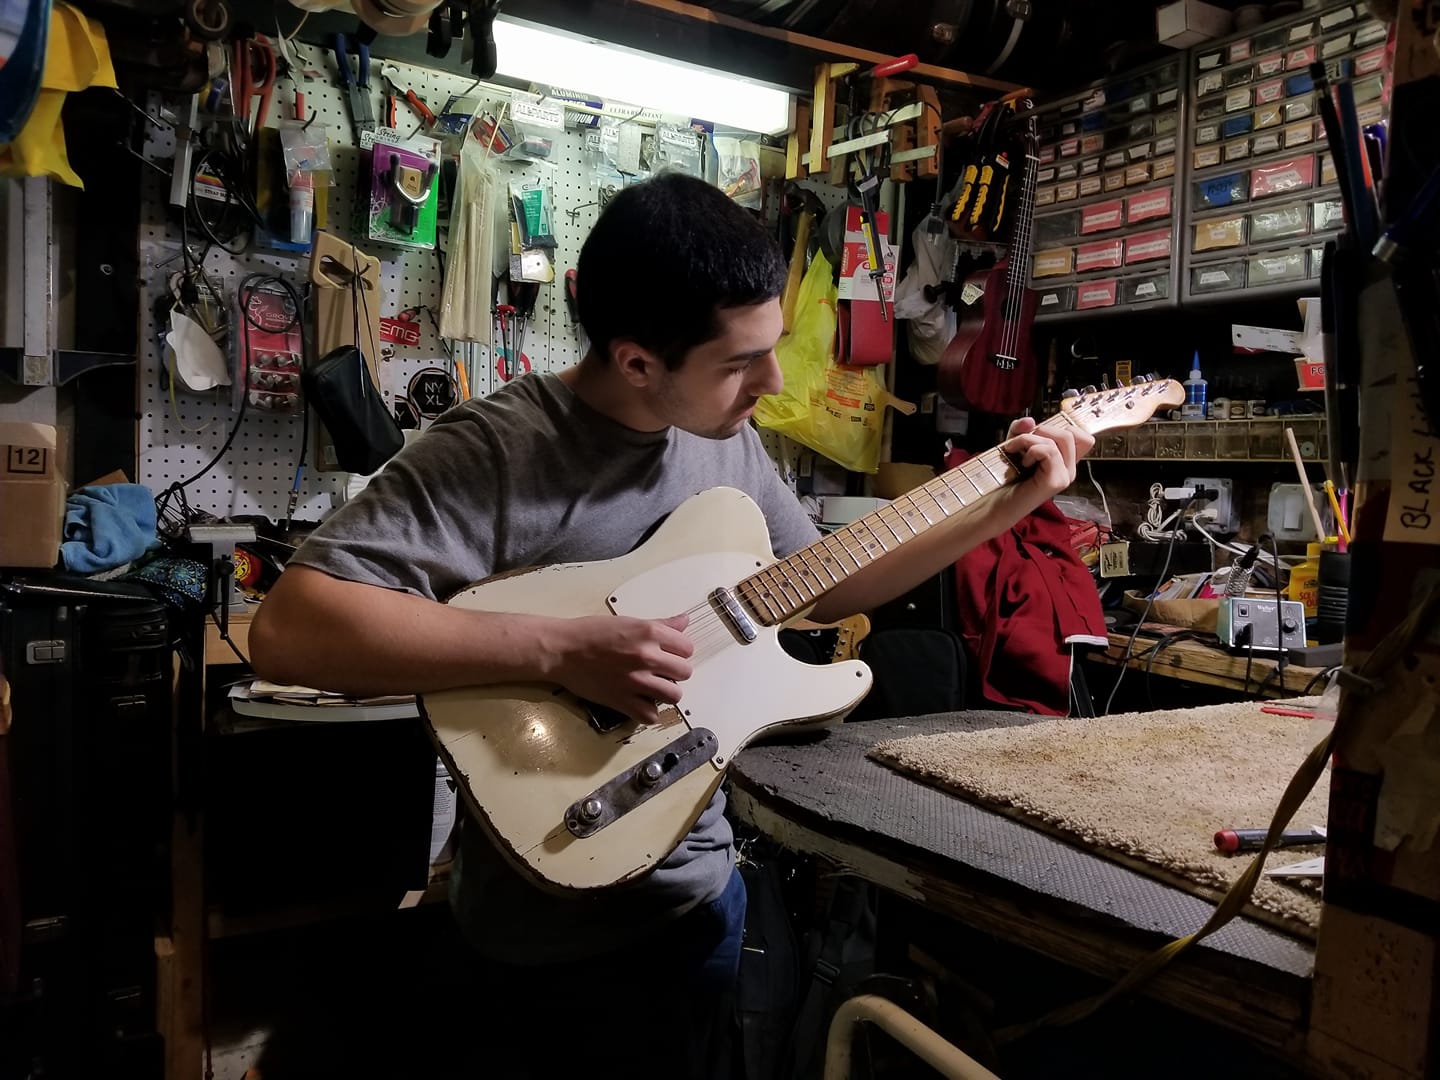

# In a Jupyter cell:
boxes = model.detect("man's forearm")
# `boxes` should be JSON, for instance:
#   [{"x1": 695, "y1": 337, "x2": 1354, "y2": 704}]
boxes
[
  {"x1": 805, "y1": 485, "x2": 1037, "y2": 624},
  {"x1": 250, "y1": 566, "x2": 563, "y2": 696}
]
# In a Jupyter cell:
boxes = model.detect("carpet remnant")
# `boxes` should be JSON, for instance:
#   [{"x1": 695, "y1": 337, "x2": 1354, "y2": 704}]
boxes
[{"x1": 868, "y1": 700, "x2": 1328, "y2": 937}]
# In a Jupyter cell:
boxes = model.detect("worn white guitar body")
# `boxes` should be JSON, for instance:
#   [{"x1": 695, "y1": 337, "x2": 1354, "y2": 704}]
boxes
[
  {"x1": 421, "y1": 379, "x2": 1184, "y2": 896},
  {"x1": 421, "y1": 487, "x2": 872, "y2": 895}
]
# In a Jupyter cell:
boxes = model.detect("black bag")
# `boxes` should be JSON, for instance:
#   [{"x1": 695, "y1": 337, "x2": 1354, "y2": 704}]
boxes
[{"x1": 302, "y1": 343, "x2": 404, "y2": 475}]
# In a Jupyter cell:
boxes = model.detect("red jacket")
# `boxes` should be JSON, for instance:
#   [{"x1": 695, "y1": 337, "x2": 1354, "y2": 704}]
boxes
[{"x1": 945, "y1": 448, "x2": 1107, "y2": 715}]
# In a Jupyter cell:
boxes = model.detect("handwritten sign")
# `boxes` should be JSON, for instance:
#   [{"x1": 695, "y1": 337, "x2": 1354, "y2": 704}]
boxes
[
  {"x1": 1383, "y1": 375, "x2": 1440, "y2": 546},
  {"x1": 1099, "y1": 541, "x2": 1132, "y2": 579}
]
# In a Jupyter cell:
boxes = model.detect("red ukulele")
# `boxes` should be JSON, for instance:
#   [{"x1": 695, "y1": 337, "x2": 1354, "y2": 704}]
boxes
[{"x1": 937, "y1": 111, "x2": 1040, "y2": 415}]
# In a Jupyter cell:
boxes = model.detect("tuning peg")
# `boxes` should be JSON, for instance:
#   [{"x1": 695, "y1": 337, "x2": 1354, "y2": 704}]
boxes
[
  {"x1": 1100, "y1": 377, "x2": 1110, "y2": 390},
  {"x1": 1061, "y1": 388, "x2": 1080, "y2": 399},
  {"x1": 1135, "y1": 375, "x2": 1151, "y2": 383},
  {"x1": 1082, "y1": 385, "x2": 1097, "y2": 395}
]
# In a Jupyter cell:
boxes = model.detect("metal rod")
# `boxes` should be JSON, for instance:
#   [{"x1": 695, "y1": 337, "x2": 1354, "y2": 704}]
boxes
[{"x1": 824, "y1": 994, "x2": 1002, "y2": 1080}]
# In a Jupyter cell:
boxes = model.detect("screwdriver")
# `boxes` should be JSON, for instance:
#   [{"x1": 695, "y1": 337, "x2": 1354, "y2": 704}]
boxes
[{"x1": 1214, "y1": 826, "x2": 1326, "y2": 853}]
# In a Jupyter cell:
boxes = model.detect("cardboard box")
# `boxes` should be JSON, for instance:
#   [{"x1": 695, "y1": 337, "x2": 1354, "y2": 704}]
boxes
[
  {"x1": 0, "y1": 422, "x2": 65, "y2": 568},
  {"x1": 1157, "y1": 0, "x2": 1231, "y2": 47}
]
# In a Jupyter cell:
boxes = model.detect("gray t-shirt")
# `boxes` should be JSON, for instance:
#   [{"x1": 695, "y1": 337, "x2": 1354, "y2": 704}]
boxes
[{"x1": 289, "y1": 372, "x2": 819, "y2": 963}]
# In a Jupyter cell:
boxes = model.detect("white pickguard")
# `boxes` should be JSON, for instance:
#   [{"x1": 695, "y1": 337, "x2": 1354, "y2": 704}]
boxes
[{"x1": 421, "y1": 487, "x2": 872, "y2": 894}]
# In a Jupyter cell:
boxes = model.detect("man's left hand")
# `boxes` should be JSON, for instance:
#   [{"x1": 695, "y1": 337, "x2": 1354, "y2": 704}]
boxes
[{"x1": 1001, "y1": 416, "x2": 1094, "y2": 503}]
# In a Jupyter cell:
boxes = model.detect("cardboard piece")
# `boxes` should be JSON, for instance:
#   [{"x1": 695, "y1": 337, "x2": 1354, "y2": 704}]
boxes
[
  {"x1": 1156, "y1": 0, "x2": 1231, "y2": 47},
  {"x1": 1, "y1": 423, "x2": 65, "y2": 568}
]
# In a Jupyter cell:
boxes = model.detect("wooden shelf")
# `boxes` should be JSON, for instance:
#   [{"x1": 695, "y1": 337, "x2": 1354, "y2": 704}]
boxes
[{"x1": 1090, "y1": 631, "x2": 1325, "y2": 697}]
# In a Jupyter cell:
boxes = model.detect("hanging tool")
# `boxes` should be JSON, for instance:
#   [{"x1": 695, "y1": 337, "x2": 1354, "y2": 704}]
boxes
[
  {"x1": 563, "y1": 268, "x2": 579, "y2": 325},
  {"x1": 847, "y1": 114, "x2": 892, "y2": 322},
  {"x1": 494, "y1": 303, "x2": 516, "y2": 381},
  {"x1": 380, "y1": 62, "x2": 436, "y2": 128},
  {"x1": 231, "y1": 34, "x2": 276, "y2": 134},
  {"x1": 332, "y1": 33, "x2": 375, "y2": 138},
  {"x1": 272, "y1": 26, "x2": 313, "y2": 121}
]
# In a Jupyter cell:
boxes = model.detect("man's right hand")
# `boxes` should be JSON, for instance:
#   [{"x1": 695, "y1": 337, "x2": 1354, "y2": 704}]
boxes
[{"x1": 549, "y1": 613, "x2": 695, "y2": 724}]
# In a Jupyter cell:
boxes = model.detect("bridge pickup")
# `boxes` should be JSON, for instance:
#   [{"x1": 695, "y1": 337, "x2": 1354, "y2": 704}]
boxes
[
  {"x1": 710, "y1": 586, "x2": 757, "y2": 643},
  {"x1": 564, "y1": 727, "x2": 718, "y2": 839}
]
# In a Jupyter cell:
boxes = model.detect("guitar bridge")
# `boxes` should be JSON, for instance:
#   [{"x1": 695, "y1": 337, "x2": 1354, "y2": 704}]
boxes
[{"x1": 564, "y1": 727, "x2": 718, "y2": 839}]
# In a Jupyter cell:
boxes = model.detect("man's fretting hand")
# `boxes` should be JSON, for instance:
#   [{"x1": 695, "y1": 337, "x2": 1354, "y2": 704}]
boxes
[
  {"x1": 550, "y1": 613, "x2": 694, "y2": 724},
  {"x1": 1001, "y1": 416, "x2": 1094, "y2": 507}
]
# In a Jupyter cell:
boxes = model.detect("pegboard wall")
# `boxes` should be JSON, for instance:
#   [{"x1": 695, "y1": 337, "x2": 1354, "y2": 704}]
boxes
[{"x1": 137, "y1": 46, "x2": 644, "y2": 522}]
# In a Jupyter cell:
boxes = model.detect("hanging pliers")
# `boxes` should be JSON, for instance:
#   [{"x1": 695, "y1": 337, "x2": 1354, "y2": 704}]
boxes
[{"x1": 332, "y1": 32, "x2": 375, "y2": 138}]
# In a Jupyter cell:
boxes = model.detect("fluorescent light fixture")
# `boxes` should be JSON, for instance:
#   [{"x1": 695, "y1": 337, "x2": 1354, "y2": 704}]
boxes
[{"x1": 491, "y1": 17, "x2": 792, "y2": 135}]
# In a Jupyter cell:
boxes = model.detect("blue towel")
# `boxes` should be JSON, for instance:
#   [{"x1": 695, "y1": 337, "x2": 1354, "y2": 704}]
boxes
[{"x1": 60, "y1": 484, "x2": 159, "y2": 573}]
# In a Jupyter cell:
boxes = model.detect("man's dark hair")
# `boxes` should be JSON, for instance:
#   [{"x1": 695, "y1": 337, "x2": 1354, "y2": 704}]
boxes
[{"x1": 576, "y1": 172, "x2": 786, "y2": 369}]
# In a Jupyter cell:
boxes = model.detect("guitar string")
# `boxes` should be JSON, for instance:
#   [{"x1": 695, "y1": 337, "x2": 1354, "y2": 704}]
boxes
[
  {"x1": 1000, "y1": 144, "x2": 1038, "y2": 365},
  {"x1": 643, "y1": 408, "x2": 1100, "y2": 665}
]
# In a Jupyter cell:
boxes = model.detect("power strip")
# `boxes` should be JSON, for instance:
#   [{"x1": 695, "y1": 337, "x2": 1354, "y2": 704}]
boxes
[{"x1": 1218, "y1": 597, "x2": 1307, "y2": 652}]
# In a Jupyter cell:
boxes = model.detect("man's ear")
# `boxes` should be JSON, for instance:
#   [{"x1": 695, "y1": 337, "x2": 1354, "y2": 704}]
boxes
[{"x1": 611, "y1": 340, "x2": 664, "y2": 388}]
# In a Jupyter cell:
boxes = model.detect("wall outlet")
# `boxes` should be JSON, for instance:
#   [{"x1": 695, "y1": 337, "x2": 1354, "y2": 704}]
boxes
[{"x1": 1184, "y1": 476, "x2": 1237, "y2": 533}]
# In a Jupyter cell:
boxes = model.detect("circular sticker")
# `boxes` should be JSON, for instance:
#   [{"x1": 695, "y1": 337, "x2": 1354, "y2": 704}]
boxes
[{"x1": 407, "y1": 367, "x2": 457, "y2": 418}]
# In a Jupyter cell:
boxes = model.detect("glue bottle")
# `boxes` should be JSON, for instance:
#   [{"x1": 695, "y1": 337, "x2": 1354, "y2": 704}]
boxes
[
  {"x1": 1287, "y1": 541, "x2": 1323, "y2": 619},
  {"x1": 1182, "y1": 352, "x2": 1208, "y2": 420}
]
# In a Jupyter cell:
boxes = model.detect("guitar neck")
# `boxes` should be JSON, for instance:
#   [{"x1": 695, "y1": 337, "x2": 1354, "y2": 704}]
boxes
[{"x1": 737, "y1": 413, "x2": 1077, "y2": 626}]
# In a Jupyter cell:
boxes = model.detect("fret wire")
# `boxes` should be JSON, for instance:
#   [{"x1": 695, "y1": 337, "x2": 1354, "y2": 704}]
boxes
[
  {"x1": 935, "y1": 475, "x2": 969, "y2": 510},
  {"x1": 885, "y1": 503, "x2": 922, "y2": 536},
  {"x1": 765, "y1": 565, "x2": 808, "y2": 609},
  {"x1": 815, "y1": 535, "x2": 852, "y2": 578},
  {"x1": 829, "y1": 529, "x2": 869, "y2": 572},
  {"x1": 802, "y1": 544, "x2": 841, "y2": 587},
  {"x1": 860, "y1": 521, "x2": 890, "y2": 558},
  {"x1": 875, "y1": 509, "x2": 907, "y2": 544},
  {"x1": 957, "y1": 463, "x2": 989, "y2": 498},
  {"x1": 909, "y1": 493, "x2": 936, "y2": 526},
  {"x1": 785, "y1": 550, "x2": 824, "y2": 599},
  {"x1": 757, "y1": 567, "x2": 795, "y2": 615},
  {"x1": 978, "y1": 453, "x2": 1004, "y2": 485},
  {"x1": 738, "y1": 577, "x2": 781, "y2": 623},
  {"x1": 923, "y1": 486, "x2": 954, "y2": 517}
]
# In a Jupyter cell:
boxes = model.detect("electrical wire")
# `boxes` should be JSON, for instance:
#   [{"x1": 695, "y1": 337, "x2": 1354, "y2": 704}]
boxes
[
  {"x1": 1104, "y1": 497, "x2": 1200, "y2": 715},
  {"x1": 154, "y1": 273, "x2": 305, "y2": 537},
  {"x1": 1303, "y1": 665, "x2": 1341, "y2": 695},
  {"x1": 1266, "y1": 533, "x2": 1289, "y2": 693}
]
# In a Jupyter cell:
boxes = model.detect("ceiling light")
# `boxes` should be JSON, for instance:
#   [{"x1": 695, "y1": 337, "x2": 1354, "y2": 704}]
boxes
[{"x1": 491, "y1": 17, "x2": 792, "y2": 135}]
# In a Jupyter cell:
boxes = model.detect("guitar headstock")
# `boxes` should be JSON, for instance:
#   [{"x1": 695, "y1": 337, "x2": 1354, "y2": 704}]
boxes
[{"x1": 1058, "y1": 376, "x2": 1185, "y2": 435}]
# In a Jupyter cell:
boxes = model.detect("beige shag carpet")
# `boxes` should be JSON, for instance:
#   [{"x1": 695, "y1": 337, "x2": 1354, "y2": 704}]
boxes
[{"x1": 868, "y1": 700, "x2": 1328, "y2": 938}]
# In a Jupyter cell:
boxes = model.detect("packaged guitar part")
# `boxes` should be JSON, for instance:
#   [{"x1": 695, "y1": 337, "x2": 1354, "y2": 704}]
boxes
[
  {"x1": 1254, "y1": 103, "x2": 1283, "y2": 129},
  {"x1": 1079, "y1": 175, "x2": 1103, "y2": 197},
  {"x1": 237, "y1": 283, "x2": 304, "y2": 414},
  {"x1": 1032, "y1": 248, "x2": 1075, "y2": 277},
  {"x1": 1251, "y1": 156, "x2": 1315, "y2": 199},
  {"x1": 1228, "y1": 39, "x2": 1251, "y2": 64},
  {"x1": 1321, "y1": 152, "x2": 1337, "y2": 186},
  {"x1": 1355, "y1": 46, "x2": 1386, "y2": 74},
  {"x1": 1153, "y1": 155, "x2": 1176, "y2": 180},
  {"x1": 1248, "y1": 250, "x2": 1306, "y2": 285},
  {"x1": 1225, "y1": 88, "x2": 1252, "y2": 112},
  {"x1": 1125, "y1": 164, "x2": 1150, "y2": 186},
  {"x1": 1195, "y1": 171, "x2": 1247, "y2": 209},
  {"x1": 1194, "y1": 215, "x2": 1246, "y2": 251},
  {"x1": 1285, "y1": 71, "x2": 1316, "y2": 96},
  {"x1": 1035, "y1": 186, "x2": 1057, "y2": 206},
  {"x1": 1250, "y1": 202, "x2": 1309, "y2": 242},
  {"x1": 1191, "y1": 260, "x2": 1246, "y2": 293},
  {"x1": 1196, "y1": 122, "x2": 1220, "y2": 145},
  {"x1": 1319, "y1": 5, "x2": 1356, "y2": 29},
  {"x1": 1056, "y1": 182, "x2": 1079, "y2": 202},
  {"x1": 1224, "y1": 138, "x2": 1251, "y2": 163},
  {"x1": 1103, "y1": 171, "x2": 1126, "y2": 192},
  {"x1": 1123, "y1": 271, "x2": 1169, "y2": 305},
  {"x1": 1194, "y1": 146, "x2": 1222, "y2": 169},
  {"x1": 1075, "y1": 278, "x2": 1118, "y2": 310},
  {"x1": 1125, "y1": 228, "x2": 1171, "y2": 264},
  {"x1": 361, "y1": 128, "x2": 441, "y2": 250}
]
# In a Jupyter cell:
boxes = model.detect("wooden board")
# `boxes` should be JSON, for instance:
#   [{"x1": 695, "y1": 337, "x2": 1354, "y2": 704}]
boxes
[{"x1": 1092, "y1": 632, "x2": 1325, "y2": 697}]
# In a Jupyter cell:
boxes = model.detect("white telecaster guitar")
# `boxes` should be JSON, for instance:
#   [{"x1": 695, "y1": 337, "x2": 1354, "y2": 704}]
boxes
[{"x1": 421, "y1": 379, "x2": 1184, "y2": 894}]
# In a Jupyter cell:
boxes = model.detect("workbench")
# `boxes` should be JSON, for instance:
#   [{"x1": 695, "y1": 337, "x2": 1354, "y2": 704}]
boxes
[
  {"x1": 729, "y1": 713, "x2": 1315, "y2": 1057},
  {"x1": 1090, "y1": 631, "x2": 1328, "y2": 698}
]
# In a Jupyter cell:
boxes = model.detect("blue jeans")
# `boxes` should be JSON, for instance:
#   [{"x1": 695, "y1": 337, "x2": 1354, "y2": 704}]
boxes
[{"x1": 469, "y1": 867, "x2": 747, "y2": 1079}]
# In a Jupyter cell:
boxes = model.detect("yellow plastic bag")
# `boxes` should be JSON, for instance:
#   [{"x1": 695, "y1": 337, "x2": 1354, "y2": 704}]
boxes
[{"x1": 755, "y1": 252, "x2": 913, "y2": 473}]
